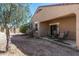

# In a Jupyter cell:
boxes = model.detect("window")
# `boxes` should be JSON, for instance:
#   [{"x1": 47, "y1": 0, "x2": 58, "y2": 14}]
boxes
[{"x1": 35, "y1": 23, "x2": 38, "y2": 31}]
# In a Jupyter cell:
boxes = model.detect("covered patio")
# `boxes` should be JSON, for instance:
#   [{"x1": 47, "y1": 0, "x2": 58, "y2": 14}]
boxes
[
  {"x1": 32, "y1": 4, "x2": 79, "y2": 49},
  {"x1": 39, "y1": 13, "x2": 76, "y2": 48}
]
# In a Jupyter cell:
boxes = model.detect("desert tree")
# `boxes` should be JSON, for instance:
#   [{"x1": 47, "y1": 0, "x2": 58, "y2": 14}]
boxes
[{"x1": 0, "y1": 3, "x2": 31, "y2": 51}]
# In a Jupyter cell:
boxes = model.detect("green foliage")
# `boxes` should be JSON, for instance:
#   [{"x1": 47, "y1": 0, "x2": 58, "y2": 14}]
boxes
[
  {"x1": 19, "y1": 24, "x2": 28, "y2": 33},
  {"x1": 0, "y1": 3, "x2": 31, "y2": 29},
  {"x1": 0, "y1": 3, "x2": 31, "y2": 51}
]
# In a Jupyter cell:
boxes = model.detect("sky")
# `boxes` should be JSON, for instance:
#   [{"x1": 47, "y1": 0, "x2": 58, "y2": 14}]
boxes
[{"x1": 30, "y1": 3, "x2": 53, "y2": 16}]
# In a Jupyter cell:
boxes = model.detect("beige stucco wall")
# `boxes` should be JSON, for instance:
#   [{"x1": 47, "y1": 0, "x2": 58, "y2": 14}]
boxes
[
  {"x1": 39, "y1": 14, "x2": 76, "y2": 40},
  {"x1": 76, "y1": 12, "x2": 79, "y2": 49},
  {"x1": 39, "y1": 21, "x2": 49, "y2": 36},
  {"x1": 32, "y1": 4, "x2": 79, "y2": 48},
  {"x1": 32, "y1": 4, "x2": 79, "y2": 23}
]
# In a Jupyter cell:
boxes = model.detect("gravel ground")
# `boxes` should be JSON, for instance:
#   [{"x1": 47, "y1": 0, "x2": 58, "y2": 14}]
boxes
[{"x1": 11, "y1": 35, "x2": 79, "y2": 56}]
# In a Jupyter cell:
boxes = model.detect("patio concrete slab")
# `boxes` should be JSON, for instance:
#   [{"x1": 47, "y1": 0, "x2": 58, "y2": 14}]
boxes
[{"x1": 41, "y1": 37, "x2": 78, "y2": 51}]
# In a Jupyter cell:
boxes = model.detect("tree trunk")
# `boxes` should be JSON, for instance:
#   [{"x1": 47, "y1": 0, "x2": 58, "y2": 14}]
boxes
[
  {"x1": 13, "y1": 26, "x2": 16, "y2": 33},
  {"x1": 5, "y1": 26, "x2": 10, "y2": 51}
]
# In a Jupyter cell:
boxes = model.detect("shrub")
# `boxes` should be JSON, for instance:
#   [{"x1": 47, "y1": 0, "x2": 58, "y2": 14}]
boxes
[{"x1": 19, "y1": 24, "x2": 28, "y2": 33}]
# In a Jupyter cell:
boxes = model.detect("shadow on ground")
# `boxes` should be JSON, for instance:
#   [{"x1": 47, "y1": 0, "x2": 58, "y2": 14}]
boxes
[
  {"x1": 11, "y1": 34, "x2": 34, "y2": 56},
  {"x1": 11, "y1": 34, "x2": 79, "y2": 56},
  {"x1": 11, "y1": 34, "x2": 55, "y2": 56}
]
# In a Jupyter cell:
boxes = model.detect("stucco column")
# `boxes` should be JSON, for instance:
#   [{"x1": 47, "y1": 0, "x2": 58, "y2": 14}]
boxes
[
  {"x1": 37, "y1": 22, "x2": 41, "y2": 37},
  {"x1": 76, "y1": 13, "x2": 79, "y2": 49}
]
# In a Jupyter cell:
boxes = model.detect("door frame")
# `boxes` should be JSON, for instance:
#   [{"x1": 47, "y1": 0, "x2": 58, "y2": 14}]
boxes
[{"x1": 49, "y1": 23, "x2": 60, "y2": 36}]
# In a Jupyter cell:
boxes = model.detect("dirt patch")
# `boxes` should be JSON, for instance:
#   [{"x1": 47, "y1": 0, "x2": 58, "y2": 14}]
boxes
[{"x1": 11, "y1": 35, "x2": 79, "y2": 56}]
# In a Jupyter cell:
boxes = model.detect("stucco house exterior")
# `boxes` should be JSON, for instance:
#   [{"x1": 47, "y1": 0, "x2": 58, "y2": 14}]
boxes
[{"x1": 32, "y1": 3, "x2": 79, "y2": 48}]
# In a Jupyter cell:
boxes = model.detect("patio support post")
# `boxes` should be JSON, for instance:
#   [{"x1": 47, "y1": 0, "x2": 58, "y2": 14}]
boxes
[{"x1": 76, "y1": 13, "x2": 79, "y2": 49}]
